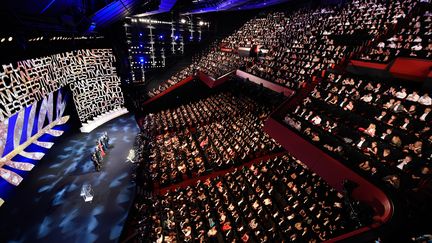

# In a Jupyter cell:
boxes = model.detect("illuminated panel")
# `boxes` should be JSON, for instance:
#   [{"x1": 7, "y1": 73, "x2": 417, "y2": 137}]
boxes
[
  {"x1": 0, "y1": 88, "x2": 69, "y2": 204},
  {"x1": 0, "y1": 49, "x2": 124, "y2": 124},
  {"x1": 67, "y1": 49, "x2": 124, "y2": 123},
  {"x1": 0, "y1": 49, "x2": 124, "y2": 203},
  {"x1": 0, "y1": 48, "x2": 124, "y2": 204},
  {"x1": 0, "y1": 88, "x2": 67, "y2": 164},
  {"x1": 0, "y1": 48, "x2": 126, "y2": 205}
]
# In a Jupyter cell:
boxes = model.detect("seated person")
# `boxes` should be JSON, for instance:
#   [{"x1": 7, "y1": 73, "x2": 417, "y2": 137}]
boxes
[
  {"x1": 354, "y1": 136, "x2": 370, "y2": 150},
  {"x1": 406, "y1": 91, "x2": 420, "y2": 102},
  {"x1": 359, "y1": 160, "x2": 372, "y2": 172},
  {"x1": 418, "y1": 93, "x2": 431, "y2": 105},
  {"x1": 360, "y1": 123, "x2": 376, "y2": 137}
]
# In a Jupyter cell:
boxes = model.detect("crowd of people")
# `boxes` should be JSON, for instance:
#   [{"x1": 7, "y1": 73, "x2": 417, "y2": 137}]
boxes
[
  {"x1": 237, "y1": 0, "x2": 416, "y2": 89},
  {"x1": 139, "y1": 92, "x2": 282, "y2": 186},
  {"x1": 147, "y1": 50, "x2": 247, "y2": 98},
  {"x1": 131, "y1": 155, "x2": 365, "y2": 242},
  {"x1": 91, "y1": 132, "x2": 110, "y2": 172},
  {"x1": 123, "y1": 79, "x2": 373, "y2": 242},
  {"x1": 197, "y1": 50, "x2": 245, "y2": 78},
  {"x1": 360, "y1": 1, "x2": 431, "y2": 62},
  {"x1": 148, "y1": 65, "x2": 196, "y2": 98},
  {"x1": 148, "y1": 0, "x2": 420, "y2": 97},
  {"x1": 125, "y1": 0, "x2": 432, "y2": 241},
  {"x1": 283, "y1": 72, "x2": 431, "y2": 191}
]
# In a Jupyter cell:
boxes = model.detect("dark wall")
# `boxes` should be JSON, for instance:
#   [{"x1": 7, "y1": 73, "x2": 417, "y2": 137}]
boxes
[{"x1": 0, "y1": 37, "x2": 112, "y2": 65}]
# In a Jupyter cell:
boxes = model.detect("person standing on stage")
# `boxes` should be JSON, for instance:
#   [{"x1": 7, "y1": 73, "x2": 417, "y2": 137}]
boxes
[
  {"x1": 97, "y1": 141, "x2": 105, "y2": 157},
  {"x1": 95, "y1": 146, "x2": 103, "y2": 162},
  {"x1": 100, "y1": 137, "x2": 107, "y2": 151},
  {"x1": 103, "y1": 132, "x2": 110, "y2": 149},
  {"x1": 91, "y1": 152, "x2": 101, "y2": 171}
]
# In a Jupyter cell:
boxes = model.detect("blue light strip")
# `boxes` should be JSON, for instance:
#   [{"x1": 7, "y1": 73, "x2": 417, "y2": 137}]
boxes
[
  {"x1": 40, "y1": 0, "x2": 57, "y2": 14},
  {"x1": 133, "y1": 0, "x2": 177, "y2": 17},
  {"x1": 182, "y1": 0, "x2": 291, "y2": 15},
  {"x1": 91, "y1": 0, "x2": 139, "y2": 30},
  {"x1": 238, "y1": 0, "x2": 289, "y2": 10}
]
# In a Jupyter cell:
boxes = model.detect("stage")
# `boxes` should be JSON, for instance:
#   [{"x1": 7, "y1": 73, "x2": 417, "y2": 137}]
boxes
[{"x1": 0, "y1": 115, "x2": 139, "y2": 243}]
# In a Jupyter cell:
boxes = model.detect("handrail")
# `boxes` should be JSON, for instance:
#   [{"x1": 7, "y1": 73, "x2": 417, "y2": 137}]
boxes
[{"x1": 264, "y1": 117, "x2": 394, "y2": 242}]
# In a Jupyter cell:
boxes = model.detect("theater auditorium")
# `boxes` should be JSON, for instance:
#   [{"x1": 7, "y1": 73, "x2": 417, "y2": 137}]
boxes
[{"x1": 0, "y1": 0, "x2": 431, "y2": 242}]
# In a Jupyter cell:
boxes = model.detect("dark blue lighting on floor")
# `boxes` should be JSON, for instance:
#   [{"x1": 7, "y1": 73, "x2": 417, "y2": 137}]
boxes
[{"x1": 0, "y1": 115, "x2": 139, "y2": 243}]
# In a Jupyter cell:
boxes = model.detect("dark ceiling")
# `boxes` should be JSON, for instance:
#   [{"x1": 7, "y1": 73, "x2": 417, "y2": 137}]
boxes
[{"x1": 0, "y1": 0, "x2": 291, "y2": 35}]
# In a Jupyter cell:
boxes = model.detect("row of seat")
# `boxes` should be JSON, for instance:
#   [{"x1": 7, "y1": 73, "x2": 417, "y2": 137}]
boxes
[
  {"x1": 142, "y1": 155, "x2": 363, "y2": 242},
  {"x1": 283, "y1": 72, "x2": 431, "y2": 190},
  {"x1": 140, "y1": 92, "x2": 282, "y2": 186}
]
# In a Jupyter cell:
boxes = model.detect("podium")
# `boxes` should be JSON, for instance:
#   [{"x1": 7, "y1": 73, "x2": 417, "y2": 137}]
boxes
[{"x1": 80, "y1": 184, "x2": 94, "y2": 202}]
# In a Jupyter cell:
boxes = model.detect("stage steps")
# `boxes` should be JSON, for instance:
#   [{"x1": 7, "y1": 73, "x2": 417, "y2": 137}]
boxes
[{"x1": 80, "y1": 107, "x2": 129, "y2": 133}]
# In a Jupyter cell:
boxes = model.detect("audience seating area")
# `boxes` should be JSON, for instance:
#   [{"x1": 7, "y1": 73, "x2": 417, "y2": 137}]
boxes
[
  {"x1": 283, "y1": 72, "x2": 431, "y2": 191},
  {"x1": 197, "y1": 50, "x2": 245, "y2": 78},
  {"x1": 140, "y1": 92, "x2": 282, "y2": 187},
  {"x1": 124, "y1": 80, "x2": 373, "y2": 242},
  {"x1": 235, "y1": 0, "x2": 418, "y2": 88},
  {"x1": 360, "y1": 1, "x2": 432, "y2": 62},
  {"x1": 149, "y1": 0, "x2": 418, "y2": 95},
  {"x1": 147, "y1": 51, "x2": 247, "y2": 98},
  {"x1": 125, "y1": 0, "x2": 432, "y2": 241},
  {"x1": 132, "y1": 154, "x2": 366, "y2": 242},
  {"x1": 148, "y1": 66, "x2": 195, "y2": 98}
]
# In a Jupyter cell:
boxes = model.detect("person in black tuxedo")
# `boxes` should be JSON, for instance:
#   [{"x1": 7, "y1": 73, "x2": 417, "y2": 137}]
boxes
[
  {"x1": 373, "y1": 94, "x2": 383, "y2": 106},
  {"x1": 354, "y1": 136, "x2": 370, "y2": 150},
  {"x1": 369, "y1": 166, "x2": 382, "y2": 179},
  {"x1": 375, "y1": 111, "x2": 388, "y2": 121},
  {"x1": 418, "y1": 107, "x2": 431, "y2": 122},
  {"x1": 397, "y1": 155, "x2": 414, "y2": 172},
  {"x1": 378, "y1": 147, "x2": 396, "y2": 165},
  {"x1": 91, "y1": 152, "x2": 101, "y2": 172},
  {"x1": 386, "y1": 115, "x2": 398, "y2": 126},
  {"x1": 390, "y1": 100, "x2": 406, "y2": 113},
  {"x1": 399, "y1": 117, "x2": 413, "y2": 131}
]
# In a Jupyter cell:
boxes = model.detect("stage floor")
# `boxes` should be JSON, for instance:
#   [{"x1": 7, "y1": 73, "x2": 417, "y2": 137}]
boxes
[{"x1": 0, "y1": 114, "x2": 139, "y2": 243}]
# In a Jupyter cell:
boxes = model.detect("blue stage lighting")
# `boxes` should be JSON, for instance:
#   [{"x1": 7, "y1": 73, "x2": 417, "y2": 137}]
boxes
[{"x1": 87, "y1": 23, "x2": 97, "y2": 33}]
